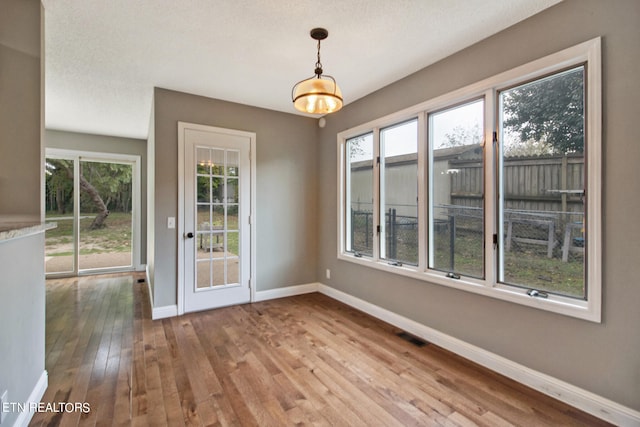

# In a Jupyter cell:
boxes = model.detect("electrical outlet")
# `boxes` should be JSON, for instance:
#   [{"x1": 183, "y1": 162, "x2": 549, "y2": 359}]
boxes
[
  {"x1": 326, "y1": 269, "x2": 331, "y2": 280},
  {"x1": 0, "y1": 389, "x2": 7, "y2": 424}
]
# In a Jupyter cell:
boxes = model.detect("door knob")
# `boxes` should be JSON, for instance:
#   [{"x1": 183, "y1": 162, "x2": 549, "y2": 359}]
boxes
[{"x1": 186, "y1": 232, "x2": 194, "y2": 238}]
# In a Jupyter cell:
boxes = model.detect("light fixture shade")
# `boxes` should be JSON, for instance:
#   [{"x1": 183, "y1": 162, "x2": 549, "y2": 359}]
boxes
[{"x1": 292, "y1": 75, "x2": 343, "y2": 114}]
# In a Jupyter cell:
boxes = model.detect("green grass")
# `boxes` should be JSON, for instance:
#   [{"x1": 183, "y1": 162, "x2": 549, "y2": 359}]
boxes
[
  {"x1": 45, "y1": 211, "x2": 132, "y2": 255},
  {"x1": 435, "y1": 229, "x2": 585, "y2": 298},
  {"x1": 352, "y1": 225, "x2": 585, "y2": 298}
]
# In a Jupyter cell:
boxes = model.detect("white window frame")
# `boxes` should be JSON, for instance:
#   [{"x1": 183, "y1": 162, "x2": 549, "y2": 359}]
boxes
[{"x1": 337, "y1": 38, "x2": 601, "y2": 322}]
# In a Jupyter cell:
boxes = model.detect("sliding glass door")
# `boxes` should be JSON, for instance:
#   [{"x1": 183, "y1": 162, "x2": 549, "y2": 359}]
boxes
[
  {"x1": 78, "y1": 160, "x2": 133, "y2": 270},
  {"x1": 45, "y1": 151, "x2": 138, "y2": 276}
]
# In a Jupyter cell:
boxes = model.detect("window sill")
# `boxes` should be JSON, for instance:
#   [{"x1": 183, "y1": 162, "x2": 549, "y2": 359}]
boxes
[{"x1": 338, "y1": 252, "x2": 600, "y2": 323}]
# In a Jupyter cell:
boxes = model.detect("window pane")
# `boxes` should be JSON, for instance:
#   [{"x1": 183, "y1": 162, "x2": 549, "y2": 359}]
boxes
[
  {"x1": 381, "y1": 119, "x2": 418, "y2": 265},
  {"x1": 346, "y1": 133, "x2": 374, "y2": 256},
  {"x1": 499, "y1": 67, "x2": 585, "y2": 298},
  {"x1": 45, "y1": 158, "x2": 75, "y2": 275},
  {"x1": 227, "y1": 150, "x2": 239, "y2": 177},
  {"x1": 428, "y1": 99, "x2": 484, "y2": 278}
]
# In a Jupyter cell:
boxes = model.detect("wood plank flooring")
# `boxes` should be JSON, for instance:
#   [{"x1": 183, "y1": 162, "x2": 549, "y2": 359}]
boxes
[{"x1": 30, "y1": 273, "x2": 611, "y2": 426}]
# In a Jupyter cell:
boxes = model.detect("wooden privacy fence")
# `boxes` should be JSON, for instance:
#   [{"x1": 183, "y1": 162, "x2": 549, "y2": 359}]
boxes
[
  {"x1": 349, "y1": 153, "x2": 585, "y2": 262},
  {"x1": 449, "y1": 153, "x2": 585, "y2": 261},
  {"x1": 449, "y1": 153, "x2": 584, "y2": 214}
]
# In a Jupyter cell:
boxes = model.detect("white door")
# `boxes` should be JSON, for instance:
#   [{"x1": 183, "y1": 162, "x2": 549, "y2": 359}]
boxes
[{"x1": 181, "y1": 124, "x2": 253, "y2": 313}]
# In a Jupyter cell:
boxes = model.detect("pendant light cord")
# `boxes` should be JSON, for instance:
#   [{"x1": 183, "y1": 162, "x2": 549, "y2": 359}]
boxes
[{"x1": 314, "y1": 39, "x2": 323, "y2": 77}]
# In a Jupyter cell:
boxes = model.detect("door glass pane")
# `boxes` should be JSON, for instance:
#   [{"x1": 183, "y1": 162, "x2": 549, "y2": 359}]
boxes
[
  {"x1": 429, "y1": 99, "x2": 484, "y2": 278},
  {"x1": 227, "y1": 231, "x2": 239, "y2": 285},
  {"x1": 212, "y1": 149, "x2": 225, "y2": 175},
  {"x1": 499, "y1": 67, "x2": 585, "y2": 298},
  {"x1": 227, "y1": 204, "x2": 238, "y2": 232},
  {"x1": 212, "y1": 177, "x2": 224, "y2": 202},
  {"x1": 195, "y1": 147, "x2": 242, "y2": 289},
  {"x1": 45, "y1": 158, "x2": 75, "y2": 274},
  {"x1": 212, "y1": 205, "x2": 224, "y2": 228},
  {"x1": 227, "y1": 150, "x2": 239, "y2": 176},
  {"x1": 227, "y1": 178, "x2": 239, "y2": 204},
  {"x1": 197, "y1": 176, "x2": 210, "y2": 203},
  {"x1": 197, "y1": 147, "x2": 211, "y2": 174},
  {"x1": 380, "y1": 119, "x2": 418, "y2": 265},
  {"x1": 197, "y1": 205, "x2": 211, "y2": 226},
  {"x1": 196, "y1": 259, "x2": 212, "y2": 289},
  {"x1": 346, "y1": 132, "x2": 374, "y2": 257},
  {"x1": 78, "y1": 160, "x2": 133, "y2": 270}
]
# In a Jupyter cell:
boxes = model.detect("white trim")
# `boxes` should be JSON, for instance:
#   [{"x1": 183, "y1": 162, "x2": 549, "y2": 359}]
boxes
[
  {"x1": 177, "y1": 122, "x2": 257, "y2": 315},
  {"x1": 145, "y1": 264, "x2": 154, "y2": 317},
  {"x1": 13, "y1": 370, "x2": 48, "y2": 427},
  {"x1": 44, "y1": 148, "x2": 142, "y2": 276},
  {"x1": 145, "y1": 252, "x2": 176, "y2": 320},
  {"x1": 177, "y1": 124, "x2": 185, "y2": 315},
  {"x1": 337, "y1": 37, "x2": 602, "y2": 322},
  {"x1": 144, "y1": 264, "x2": 179, "y2": 320},
  {"x1": 152, "y1": 304, "x2": 178, "y2": 320},
  {"x1": 249, "y1": 130, "x2": 257, "y2": 302},
  {"x1": 317, "y1": 284, "x2": 640, "y2": 427},
  {"x1": 253, "y1": 283, "x2": 320, "y2": 302}
]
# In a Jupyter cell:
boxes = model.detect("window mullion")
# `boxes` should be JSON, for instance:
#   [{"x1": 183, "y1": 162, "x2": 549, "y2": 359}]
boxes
[
  {"x1": 343, "y1": 139, "x2": 352, "y2": 253},
  {"x1": 372, "y1": 128, "x2": 381, "y2": 261},
  {"x1": 484, "y1": 90, "x2": 497, "y2": 286},
  {"x1": 417, "y1": 112, "x2": 427, "y2": 272}
]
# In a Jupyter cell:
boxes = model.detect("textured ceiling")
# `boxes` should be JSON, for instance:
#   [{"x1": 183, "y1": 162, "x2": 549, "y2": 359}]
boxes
[{"x1": 42, "y1": 0, "x2": 561, "y2": 139}]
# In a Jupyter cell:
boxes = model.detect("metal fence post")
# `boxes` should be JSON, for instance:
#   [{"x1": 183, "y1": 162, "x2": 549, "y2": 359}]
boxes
[{"x1": 449, "y1": 214, "x2": 456, "y2": 272}]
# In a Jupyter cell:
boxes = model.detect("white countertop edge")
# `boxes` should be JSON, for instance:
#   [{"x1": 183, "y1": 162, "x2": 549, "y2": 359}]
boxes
[{"x1": 0, "y1": 222, "x2": 57, "y2": 243}]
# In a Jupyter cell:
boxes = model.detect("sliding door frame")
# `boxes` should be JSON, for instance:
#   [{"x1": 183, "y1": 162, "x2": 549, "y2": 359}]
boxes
[{"x1": 45, "y1": 148, "x2": 141, "y2": 277}]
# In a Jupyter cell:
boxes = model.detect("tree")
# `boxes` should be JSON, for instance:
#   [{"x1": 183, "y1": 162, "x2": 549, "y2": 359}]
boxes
[
  {"x1": 46, "y1": 160, "x2": 132, "y2": 230},
  {"x1": 348, "y1": 135, "x2": 370, "y2": 161},
  {"x1": 502, "y1": 68, "x2": 584, "y2": 155},
  {"x1": 443, "y1": 124, "x2": 482, "y2": 148},
  {"x1": 80, "y1": 162, "x2": 132, "y2": 229},
  {"x1": 502, "y1": 138, "x2": 554, "y2": 157},
  {"x1": 46, "y1": 160, "x2": 73, "y2": 214}
]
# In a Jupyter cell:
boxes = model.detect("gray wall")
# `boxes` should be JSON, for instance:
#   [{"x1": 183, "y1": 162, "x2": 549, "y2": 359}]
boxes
[
  {"x1": 0, "y1": 0, "x2": 42, "y2": 218},
  {"x1": 0, "y1": 1, "x2": 45, "y2": 426},
  {"x1": 317, "y1": 0, "x2": 640, "y2": 411},
  {"x1": 46, "y1": 129, "x2": 148, "y2": 264},
  {"x1": 150, "y1": 88, "x2": 318, "y2": 307},
  {"x1": 0, "y1": 234, "x2": 46, "y2": 427}
]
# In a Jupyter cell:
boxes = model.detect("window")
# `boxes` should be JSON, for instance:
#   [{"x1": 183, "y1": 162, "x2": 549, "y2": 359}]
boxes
[
  {"x1": 338, "y1": 38, "x2": 601, "y2": 322},
  {"x1": 429, "y1": 100, "x2": 484, "y2": 278},
  {"x1": 498, "y1": 67, "x2": 587, "y2": 299},
  {"x1": 381, "y1": 119, "x2": 419, "y2": 265},
  {"x1": 346, "y1": 132, "x2": 374, "y2": 257}
]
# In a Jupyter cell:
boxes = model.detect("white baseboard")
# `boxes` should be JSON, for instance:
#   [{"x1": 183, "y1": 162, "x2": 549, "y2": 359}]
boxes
[
  {"x1": 152, "y1": 305, "x2": 178, "y2": 320},
  {"x1": 13, "y1": 370, "x2": 48, "y2": 427},
  {"x1": 145, "y1": 265, "x2": 154, "y2": 318},
  {"x1": 253, "y1": 282, "x2": 320, "y2": 302},
  {"x1": 317, "y1": 283, "x2": 640, "y2": 427},
  {"x1": 149, "y1": 282, "x2": 319, "y2": 319},
  {"x1": 144, "y1": 267, "x2": 177, "y2": 320}
]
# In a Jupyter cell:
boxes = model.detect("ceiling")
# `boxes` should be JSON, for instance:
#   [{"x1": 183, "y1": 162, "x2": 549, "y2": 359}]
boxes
[{"x1": 41, "y1": 0, "x2": 561, "y2": 140}]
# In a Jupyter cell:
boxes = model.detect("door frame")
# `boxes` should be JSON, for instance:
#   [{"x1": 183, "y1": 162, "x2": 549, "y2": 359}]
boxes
[
  {"x1": 45, "y1": 148, "x2": 142, "y2": 276},
  {"x1": 177, "y1": 122, "x2": 257, "y2": 315}
]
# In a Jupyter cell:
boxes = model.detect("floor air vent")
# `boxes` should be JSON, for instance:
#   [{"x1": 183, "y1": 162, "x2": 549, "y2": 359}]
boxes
[{"x1": 396, "y1": 331, "x2": 428, "y2": 347}]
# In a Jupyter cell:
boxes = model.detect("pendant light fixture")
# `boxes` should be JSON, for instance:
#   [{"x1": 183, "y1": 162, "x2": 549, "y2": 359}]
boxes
[{"x1": 292, "y1": 28, "x2": 343, "y2": 114}]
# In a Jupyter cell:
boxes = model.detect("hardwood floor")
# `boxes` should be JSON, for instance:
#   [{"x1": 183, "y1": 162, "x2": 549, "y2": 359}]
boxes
[{"x1": 31, "y1": 273, "x2": 611, "y2": 426}]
